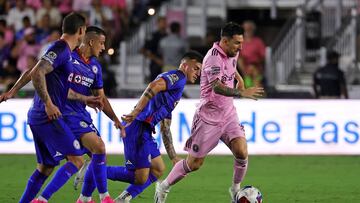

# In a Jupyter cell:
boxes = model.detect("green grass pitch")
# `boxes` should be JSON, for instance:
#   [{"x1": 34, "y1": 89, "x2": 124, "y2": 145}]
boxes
[{"x1": 0, "y1": 155, "x2": 359, "y2": 202}]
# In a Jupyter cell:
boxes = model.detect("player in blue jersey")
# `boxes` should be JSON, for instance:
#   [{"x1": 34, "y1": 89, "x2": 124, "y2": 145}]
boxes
[
  {"x1": 0, "y1": 26, "x2": 119, "y2": 203},
  {"x1": 20, "y1": 12, "x2": 90, "y2": 203},
  {"x1": 34, "y1": 26, "x2": 121, "y2": 203},
  {"x1": 102, "y1": 51, "x2": 203, "y2": 202}
]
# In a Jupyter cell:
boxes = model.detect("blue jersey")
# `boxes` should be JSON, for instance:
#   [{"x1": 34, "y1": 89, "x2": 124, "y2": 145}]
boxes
[
  {"x1": 136, "y1": 70, "x2": 186, "y2": 128},
  {"x1": 28, "y1": 40, "x2": 73, "y2": 125},
  {"x1": 64, "y1": 49, "x2": 103, "y2": 122}
]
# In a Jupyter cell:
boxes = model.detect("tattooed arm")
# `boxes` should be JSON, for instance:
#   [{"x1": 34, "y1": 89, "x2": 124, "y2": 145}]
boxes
[
  {"x1": 121, "y1": 78, "x2": 167, "y2": 124},
  {"x1": 30, "y1": 59, "x2": 61, "y2": 120},
  {"x1": 160, "y1": 119, "x2": 181, "y2": 165},
  {"x1": 211, "y1": 79, "x2": 264, "y2": 100},
  {"x1": 0, "y1": 67, "x2": 32, "y2": 103}
]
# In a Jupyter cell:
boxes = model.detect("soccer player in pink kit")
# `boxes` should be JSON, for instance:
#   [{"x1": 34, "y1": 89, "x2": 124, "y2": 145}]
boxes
[{"x1": 154, "y1": 22, "x2": 264, "y2": 203}]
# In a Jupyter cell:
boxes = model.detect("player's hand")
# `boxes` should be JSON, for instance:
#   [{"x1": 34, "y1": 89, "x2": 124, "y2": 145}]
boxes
[
  {"x1": 121, "y1": 109, "x2": 140, "y2": 125},
  {"x1": 85, "y1": 96, "x2": 103, "y2": 113},
  {"x1": 171, "y1": 156, "x2": 181, "y2": 166},
  {"x1": 0, "y1": 91, "x2": 15, "y2": 103},
  {"x1": 239, "y1": 86, "x2": 264, "y2": 100},
  {"x1": 45, "y1": 102, "x2": 62, "y2": 120},
  {"x1": 113, "y1": 117, "x2": 126, "y2": 138}
]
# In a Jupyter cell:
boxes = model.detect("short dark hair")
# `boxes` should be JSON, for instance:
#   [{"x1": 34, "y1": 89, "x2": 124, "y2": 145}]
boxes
[
  {"x1": 62, "y1": 12, "x2": 86, "y2": 34},
  {"x1": 182, "y1": 50, "x2": 204, "y2": 63},
  {"x1": 170, "y1": 22, "x2": 181, "y2": 33},
  {"x1": 326, "y1": 50, "x2": 340, "y2": 61},
  {"x1": 221, "y1": 22, "x2": 244, "y2": 38},
  {"x1": 86, "y1": 26, "x2": 106, "y2": 36}
]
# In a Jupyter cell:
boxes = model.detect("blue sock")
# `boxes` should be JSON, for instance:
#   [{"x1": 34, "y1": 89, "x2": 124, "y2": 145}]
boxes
[
  {"x1": 107, "y1": 166, "x2": 135, "y2": 184},
  {"x1": 127, "y1": 173, "x2": 158, "y2": 198},
  {"x1": 41, "y1": 162, "x2": 78, "y2": 200},
  {"x1": 91, "y1": 154, "x2": 107, "y2": 194},
  {"x1": 19, "y1": 170, "x2": 48, "y2": 203},
  {"x1": 81, "y1": 163, "x2": 96, "y2": 197}
]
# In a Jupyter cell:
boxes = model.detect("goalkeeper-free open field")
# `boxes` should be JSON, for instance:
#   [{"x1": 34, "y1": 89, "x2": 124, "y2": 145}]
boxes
[{"x1": 0, "y1": 155, "x2": 359, "y2": 202}]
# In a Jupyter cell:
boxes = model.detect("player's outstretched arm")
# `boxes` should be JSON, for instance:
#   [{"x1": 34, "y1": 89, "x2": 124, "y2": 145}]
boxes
[
  {"x1": 121, "y1": 78, "x2": 167, "y2": 124},
  {"x1": 92, "y1": 88, "x2": 126, "y2": 137},
  {"x1": 160, "y1": 119, "x2": 181, "y2": 165},
  {"x1": 0, "y1": 66, "x2": 33, "y2": 103},
  {"x1": 211, "y1": 79, "x2": 264, "y2": 100},
  {"x1": 31, "y1": 59, "x2": 61, "y2": 120}
]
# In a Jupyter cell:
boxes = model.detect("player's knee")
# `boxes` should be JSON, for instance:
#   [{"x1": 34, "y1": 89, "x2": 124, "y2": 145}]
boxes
[
  {"x1": 234, "y1": 149, "x2": 248, "y2": 160},
  {"x1": 91, "y1": 139, "x2": 106, "y2": 154},
  {"x1": 188, "y1": 159, "x2": 203, "y2": 171},
  {"x1": 67, "y1": 156, "x2": 84, "y2": 169},
  {"x1": 151, "y1": 165, "x2": 165, "y2": 179},
  {"x1": 37, "y1": 164, "x2": 54, "y2": 176},
  {"x1": 134, "y1": 173, "x2": 149, "y2": 185}
]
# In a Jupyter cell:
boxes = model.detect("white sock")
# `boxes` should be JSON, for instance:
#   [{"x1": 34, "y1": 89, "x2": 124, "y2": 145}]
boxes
[
  {"x1": 38, "y1": 196, "x2": 48, "y2": 202},
  {"x1": 231, "y1": 183, "x2": 241, "y2": 192},
  {"x1": 160, "y1": 180, "x2": 170, "y2": 190},
  {"x1": 99, "y1": 192, "x2": 110, "y2": 200},
  {"x1": 118, "y1": 190, "x2": 132, "y2": 200},
  {"x1": 79, "y1": 194, "x2": 92, "y2": 202}
]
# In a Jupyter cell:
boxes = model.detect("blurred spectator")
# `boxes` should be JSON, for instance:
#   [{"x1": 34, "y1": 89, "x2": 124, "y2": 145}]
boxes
[
  {"x1": 11, "y1": 27, "x2": 41, "y2": 73},
  {"x1": 141, "y1": 16, "x2": 167, "y2": 81},
  {"x1": 56, "y1": 0, "x2": 72, "y2": 17},
  {"x1": 130, "y1": 0, "x2": 147, "y2": 26},
  {"x1": 197, "y1": 32, "x2": 217, "y2": 56},
  {"x1": 72, "y1": 0, "x2": 92, "y2": 12},
  {"x1": 26, "y1": 0, "x2": 42, "y2": 10},
  {"x1": 0, "y1": 0, "x2": 10, "y2": 16},
  {"x1": 313, "y1": 50, "x2": 349, "y2": 99},
  {"x1": 89, "y1": 0, "x2": 113, "y2": 28},
  {"x1": 15, "y1": 16, "x2": 32, "y2": 41},
  {"x1": 0, "y1": 31, "x2": 20, "y2": 85},
  {"x1": 101, "y1": 0, "x2": 126, "y2": 8},
  {"x1": 35, "y1": 13, "x2": 52, "y2": 43},
  {"x1": 38, "y1": 29, "x2": 60, "y2": 59},
  {"x1": 238, "y1": 20, "x2": 266, "y2": 88},
  {"x1": 159, "y1": 21, "x2": 187, "y2": 72},
  {"x1": 35, "y1": 0, "x2": 61, "y2": 28},
  {"x1": 0, "y1": 19, "x2": 14, "y2": 45},
  {"x1": 7, "y1": 0, "x2": 35, "y2": 32}
]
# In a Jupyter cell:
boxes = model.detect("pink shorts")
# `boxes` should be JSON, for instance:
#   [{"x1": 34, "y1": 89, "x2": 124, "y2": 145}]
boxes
[{"x1": 184, "y1": 113, "x2": 245, "y2": 158}]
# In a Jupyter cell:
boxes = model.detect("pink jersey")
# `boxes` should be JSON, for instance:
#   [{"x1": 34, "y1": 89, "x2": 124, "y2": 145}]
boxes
[{"x1": 197, "y1": 42, "x2": 239, "y2": 124}]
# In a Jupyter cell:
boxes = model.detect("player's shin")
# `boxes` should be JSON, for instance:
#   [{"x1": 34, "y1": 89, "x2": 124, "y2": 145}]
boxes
[
  {"x1": 91, "y1": 154, "x2": 110, "y2": 200},
  {"x1": 232, "y1": 158, "x2": 248, "y2": 191},
  {"x1": 19, "y1": 170, "x2": 48, "y2": 203},
  {"x1": 40, "y1": 162, "x2": 78, "y2": 200}
]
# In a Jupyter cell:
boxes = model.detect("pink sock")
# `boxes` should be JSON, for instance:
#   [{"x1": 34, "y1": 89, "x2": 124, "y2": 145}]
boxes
[
  {"x1": 165, "y1": 159, "x2": 191, "y2": 186},
  {"x1": 233, "y1": 158, "x2": 248, "y2": 184}
]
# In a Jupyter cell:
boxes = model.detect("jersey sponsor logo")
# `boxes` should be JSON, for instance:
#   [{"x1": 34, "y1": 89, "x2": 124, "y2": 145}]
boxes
[
  {"x1": 71, "y1": 74, "x2": 94, "y2": 87},
  {"x1": 73, "y1": 140, "x2": 81, "y2": 150},
  {"x1": 167, "y1": 74, "x2": 179, "y2": 85},
  {"x1": 80, "y1": 121, "x2": 88, "y2": 128},
  {"x1": 209, "y1": 66, "x2": 220, "y2": 76},
  {"x1": 92, "y1": 65, "x2": 98, "y2": 74}
]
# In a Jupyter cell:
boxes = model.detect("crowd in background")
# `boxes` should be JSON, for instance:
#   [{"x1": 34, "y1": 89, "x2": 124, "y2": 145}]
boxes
[{"x1": 0, "y1": 0, "x2": 168, "y2": 97}]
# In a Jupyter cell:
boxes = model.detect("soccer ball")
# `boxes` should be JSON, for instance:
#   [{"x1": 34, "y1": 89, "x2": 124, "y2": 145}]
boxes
[{"x1": 236, "y1": 185, "x2": 263, "y2": 203}]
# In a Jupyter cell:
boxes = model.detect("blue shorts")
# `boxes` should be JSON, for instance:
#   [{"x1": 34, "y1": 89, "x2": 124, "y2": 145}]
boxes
[
  {"x1": 30, "y1": 118, "x2": 83, "y2": 166},
  {"x1": 63, "y1": 114, "x2": 100, "y2": 156},
  {"x1": 123, "y1": 120, "x2": 160, "y2": 170}
]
